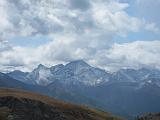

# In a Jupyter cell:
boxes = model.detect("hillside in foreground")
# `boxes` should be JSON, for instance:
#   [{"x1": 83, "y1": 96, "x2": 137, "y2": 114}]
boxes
[
  {"x1": 0, "y1": 88, "x2": 122, "y2": 120},
  {"x1": 135, "y1": 113, "x2": 160, "y2": 120}
]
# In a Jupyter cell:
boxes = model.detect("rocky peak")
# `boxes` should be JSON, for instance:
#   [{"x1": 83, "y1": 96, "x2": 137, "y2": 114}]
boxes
[
  {"x1": 50, "y1": 64, "x2": 64, "y2": 73},
  {"x1": 65, "y1": 60, "x2": 91, "y2": 69},
  {"x1": 37, "y1": 64, "x2": 48, "y2": 70}
]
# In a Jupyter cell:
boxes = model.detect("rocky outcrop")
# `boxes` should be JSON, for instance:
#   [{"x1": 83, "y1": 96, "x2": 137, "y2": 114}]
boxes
[{"x1": 135, "y1": 113, "x2": 160, "y2": 120}]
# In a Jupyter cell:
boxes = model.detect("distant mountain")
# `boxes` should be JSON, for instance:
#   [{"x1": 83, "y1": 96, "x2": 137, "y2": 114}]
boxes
[
  {"x1": 0, "y1": 72, "x2": 51, "y2": 97},
  {"x1": 0, "y1": 72, "x2": 30, "y2": 89},
  {"x1": 3, "y1": 71, "x2": 99, "y2": 109},
  {"x1": 8, "y1": 60, "x2": 160, "y2": 87},
  {"x1": 4, "y1": 60, "x2": 160, "y2": 119},
  {"x1": 6, "y1": 70, "x2": 32, "y2": 84},
  {"x1": 111, "y1": 68, "x2": 160, "y2": 88},
  {"x1": 26, "y1": 64, "x2": 55, "y2": 85},
  {"x1": 8, "y1": 60, "x2": 110, "y2": 86},
  {"x1": 50, "y1": 60, "x2": 110, "y2": 86},
  {"x1": 0, "y1": 88, "x2": 122, "y2": 120}
]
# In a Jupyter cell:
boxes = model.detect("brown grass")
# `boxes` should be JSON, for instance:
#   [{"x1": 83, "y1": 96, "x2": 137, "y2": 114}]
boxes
[{"x1": 0, "y1": 88, "x2": 123, "y2": 120}]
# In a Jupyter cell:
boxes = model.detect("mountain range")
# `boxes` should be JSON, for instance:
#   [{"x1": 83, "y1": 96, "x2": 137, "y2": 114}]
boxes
[{"x1": 1, "y1": 60, "x2": 160, "y2": 119}]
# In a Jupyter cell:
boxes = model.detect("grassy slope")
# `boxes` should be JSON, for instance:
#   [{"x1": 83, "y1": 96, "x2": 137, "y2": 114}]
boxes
[{"x1": 0, "y1": 88, "x2": 123, "y2": 120}]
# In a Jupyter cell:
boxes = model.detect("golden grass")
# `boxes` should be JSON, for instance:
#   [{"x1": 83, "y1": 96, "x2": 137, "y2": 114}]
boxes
[{"x1": 0, "y1": 88, "x2": 123, "y2": 120}]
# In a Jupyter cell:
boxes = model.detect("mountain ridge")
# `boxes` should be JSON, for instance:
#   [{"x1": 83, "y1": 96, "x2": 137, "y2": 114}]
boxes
[
  {"x1": 3, "y1": 60, "x2": 160, "y2": 119},
  {"x1": 7, "y1": 60, "x2": 160, "y2": 87},
  {"x1": 7, "y1": 60, "x2": 110, "y2": 86}
]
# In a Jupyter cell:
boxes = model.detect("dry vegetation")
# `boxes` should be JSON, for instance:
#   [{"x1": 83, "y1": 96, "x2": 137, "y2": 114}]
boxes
[{"x1": 0, "y1": 88, "x2": 123, "y2": 120}]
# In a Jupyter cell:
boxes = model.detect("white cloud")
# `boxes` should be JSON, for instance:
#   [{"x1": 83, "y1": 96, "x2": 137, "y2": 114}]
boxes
[
  {"x1": 93, "y1": 40, "x2": 160, "y2": 71},
  {"x1": 0, "y1": 0, "x2": 157, "y2": 41},
  {"x1": 1, "y1": 40, "x2": 160, "y2": 72},
  {"x1": 0, "y1": 0, "x2": 160, "y2": 72},
  {"x1": 0, "y1": 41, "x2": 12, "y2": 52},
  {"x1": 145, "y1": 22, "x2": 160, "y2": 33}
]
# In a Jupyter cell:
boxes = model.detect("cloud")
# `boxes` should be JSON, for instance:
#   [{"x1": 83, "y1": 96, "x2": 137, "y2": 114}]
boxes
[
  {"x1": 93, "y1": 40, "x2": 160, "y2": 71},
  {"x1": 0, "y1": 41, "x2": 12, "y2": 52},
  {"x1": 145, "y1": 22, "x2": 160, "y2": 33},
  {"x1": 1, "y1": 39, "x2": 160, "y2": 72},
  {"x1": 0, "y1": 0, "x2": 157, "y2": 41},
  {"x1": 69, "y1": 0, "x2": 91, "y2": 11},
  {"x1": 0, "y1": 0, "x2": 160, "y2": 72}
]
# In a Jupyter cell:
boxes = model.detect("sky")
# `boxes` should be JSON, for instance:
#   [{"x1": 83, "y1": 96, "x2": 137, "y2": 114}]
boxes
[{"x1": 0, "y1": 0, "x2": 160, "y2": 72}]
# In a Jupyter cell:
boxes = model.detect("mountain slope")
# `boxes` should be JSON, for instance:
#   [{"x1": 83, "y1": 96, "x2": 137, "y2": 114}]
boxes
[
  {"x1": 8, "y1": 61, "x2": 160, "y2": 87},
  {"x1": 0, "y1": 72, "x2": 97, "y2": 111},
  {"x1": 0, "y1": 72, "x2": 51, "y2": 97},
  {"x1": 6, "y1": 70, "x2": 31, "y2": 84},
  {"x1": 0, "y1": 88, "x2": 122, "y2": 120},
  {"x1": 47, "y1": 80, "x2": 160, "y2": 119},
  {"x1": 8, "y1": 60, "x2": 110, "y2": 86},
  {"x1": 0, "y1": 72, "x2": 31, "y2": 89},
  {"x1": 5, "y1": 60, "x2": 160, "y2": 119}
]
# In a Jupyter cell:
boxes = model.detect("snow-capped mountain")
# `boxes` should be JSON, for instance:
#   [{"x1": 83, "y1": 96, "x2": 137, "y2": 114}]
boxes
[
  {"x1": 26, "y1": 64, "x2": 55, "y2": 85},
  {"x1": 50, "y1": 64, "x2": 64, "y2": 73},
  {"x1": 111, "y1": 68, "x2": 160, "y2": 87},
  {"x1": 4, "y1": 60, "x2": 160, "y2": 119},
  {"x1": 7, "y1": 60, "x2": 160, "y2": 87},
  {"x1": 8, "y1": 60, "x2": 110, "y2": 86},
  {"x1": 49, "y1": 60, "x2": 110, "y2": 86}
]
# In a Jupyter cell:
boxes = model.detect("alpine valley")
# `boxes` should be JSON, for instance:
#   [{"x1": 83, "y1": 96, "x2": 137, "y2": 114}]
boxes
[{"x1": 1, "y1": 60, "x2": 160, "y2": 119}]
